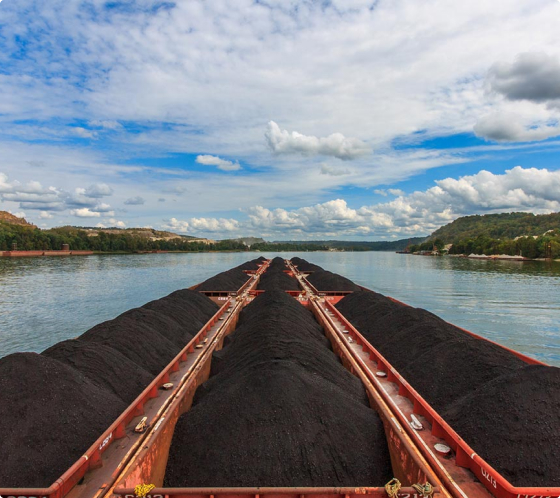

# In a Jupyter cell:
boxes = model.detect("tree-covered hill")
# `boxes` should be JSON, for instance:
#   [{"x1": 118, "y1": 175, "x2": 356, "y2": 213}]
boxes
[
  {"x1": 408, "y1": 212, "x2": 560, "y2": 259},
  {"x1": 0, "y1": 219, "x2": 241, "y2": 252},
  {"x1": 430, "y1": 212, "x2": 560, "y2": 243},
  {"x1": 0, "y1": 214, "x2": 324, "y2": 253}
]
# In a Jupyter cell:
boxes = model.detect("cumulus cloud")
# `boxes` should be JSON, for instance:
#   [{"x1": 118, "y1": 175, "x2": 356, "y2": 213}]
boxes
[
  {"x1": 108, "y1": 218, "x2": 126, "y2": 228},
  {"x1": 474, "y1": 114, "x2": 560, "y2": 142},
  {"x1": 163, "y1": 216, "x2": 239, "y2": 234},
  {"x1": 241, "y1": 167, "x2": 560, "y2": 238},
  {"x1": 265, "y1": 122, "x2": 370, "y2": 160},
  {"x1": 320, "y1": 164, "x2": 351, "y2": 176},
  {"x1": 0, "y1": 173, "x2": 13, "y2": 193},
  {"x1": 488, "y1": 53, "x2": 560, "y2": 107},
  {"x1": 0, "y1": 173, "x2": 116, "y2": 217},
  {"x1": 39, "y1": 211, "x2": 53, "y2": 219},
  {"x1": 70, "y1": 208, "x2": 101, "y2": 218},
  {"x1": 246, "y1": 200, "x2": 393, "y2": 237},
  {"x1": 195, "y1": 155, "x2": 241, "y2": 172},
  {"x1": 1, "y1": 177, "x2": 65, "y2": 210},
  {"x1": 124, "y1": 196, "x2": 145, "y2": 205}
]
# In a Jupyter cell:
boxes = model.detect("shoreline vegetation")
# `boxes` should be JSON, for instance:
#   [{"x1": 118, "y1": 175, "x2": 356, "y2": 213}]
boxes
[
  {"x1": 1, "y1": 210, "x2": 559, "y2": 259},
  {"x1": 0, "y1": 212, "x2": 419, "y2": 255},
  {"x1": 404, "y1": 212, "x2": 560, "y2": 261}
]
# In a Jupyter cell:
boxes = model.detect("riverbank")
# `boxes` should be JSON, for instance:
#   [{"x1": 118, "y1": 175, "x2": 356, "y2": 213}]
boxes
[
  {"x1": 1, "y1": 250, "x2": 94, "y2": 257},
  {"x1": 403, "y1": 252, "x2": 560, "y2": 262},
  {"x1": 0, "y1": 248, "x2": 334, "y2": 257}
]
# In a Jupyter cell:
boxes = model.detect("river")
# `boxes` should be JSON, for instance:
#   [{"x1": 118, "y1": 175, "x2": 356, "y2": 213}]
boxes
[{"x1": 1, "y1": 252, "x2": 559, "y2": 365}]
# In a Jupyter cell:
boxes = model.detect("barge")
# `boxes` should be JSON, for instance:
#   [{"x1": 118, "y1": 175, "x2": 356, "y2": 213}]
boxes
[{"x1": 0, "y1": 257, "x2": 558, "y2": 498}]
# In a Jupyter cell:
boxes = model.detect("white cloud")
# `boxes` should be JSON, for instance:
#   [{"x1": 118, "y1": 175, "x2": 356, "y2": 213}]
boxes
[
  {"x1": 39, "y1": 211, "x2": 53, "y2": 219},
  {"x1": 265, "y1": 121, "x2": 370, "y2": 160},
  {"x1": 320, "y1": 164, "x2": 351, "y2": 176},
  {"x1": 108, "y1": 218, "x2": 126, "y2": 228},
  {"x1": 13, "y1": 211, "x2": 26, "y2": 219},
  {"x1": 163, "y1": 218, "x2": 189, "y2": 233},
  {"x1": 2, "y1": 0, "x2": 560, "y2": 161},
  {"x1": 189, "y1": 217, "x2": 240, "y2": 232},
  {"x1": 246, "y1": 200, "x2": 392, "y2": 236},
  {"x1": 0, "y1": 173, "x2": 117, "y2": 218},
  {"x1": 72, "y1": 127, "x2": 97, "y2": 139},
  {"x1": 162, "y1": 216, "x2": 239, "y2": 234},
  {"x1": 2, "y1": 3, "x2": 560, "y2": 233},
  {"x1": 70, "y1": 208, "x2": 101, "y2": 218},
  {"x1": 241, "y1": 167, "x2": 560, "y2": 238},
  {"x1": 124, "y1": 196, "x2": 145, "y2": 205},
  {"x1": 0, "y1": 173, "x2": 13, "y2": 193},
  {"x1": 195, "y1": 155, "x2": 241, "y2": 172}
]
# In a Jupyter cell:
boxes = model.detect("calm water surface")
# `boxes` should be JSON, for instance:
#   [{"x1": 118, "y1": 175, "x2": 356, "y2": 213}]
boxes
[{"x1": 1, "y1": 252, "x2": 559, "y2": 365}]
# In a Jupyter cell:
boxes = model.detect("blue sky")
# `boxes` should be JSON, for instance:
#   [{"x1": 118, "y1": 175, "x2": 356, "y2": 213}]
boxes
[{"x1": 1, "y1": 0, "x2": 560, "y2": 240}]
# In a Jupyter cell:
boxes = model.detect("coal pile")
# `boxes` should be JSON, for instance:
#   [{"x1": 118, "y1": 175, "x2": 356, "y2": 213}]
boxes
[
  {"x1": 0, "y1": 277, "x2": 222, "y2": 488},
  {"x1": 142, "y1": 289, "x2": 220, "y2": 346},
  {"x1": 236, "y1": 256, "x2": 267, "y2": 271},
  {"x1": 78, "y1": 289, "x2": 219, "y2": 376},
  {"x1": 291, "y1": 257, "x2": 324, "y2": 272},
  {"x1": 79, "y1": 314, "x2": 182, "y2": 375},
  {"x1": 43, "y1": 339, "x2": 154, "y2": 403},
  {"x1": 165, "y1": 290, "x2": 392, "y2": 487},
  {"x1": 307, "y1": 269, "x2": 362, "y2": 292},
  {"x1": 197, "y1": 258, "x2": 264, "y2": 291},
  {"x1": 268, "y1": 255, "x2": 287, "y2": 269},
  {"x1": 0, "y1": 353, "x2": 126, "y2": 487},
  {"x1": 209, "y1": 291, "x2": 366, "y2": 404},
  {"x1": 165, "y1": 363, "x2": 391, "y2": 487},
  {"x1": 257, "y1": 271, "x2": 299, "y2": 291},
  {"x1": 197, "y1": 268, "x2": 250, "y2": 291},
  {"x1": 257, "y1": 257, "x2": 300, "y2": 291},
  {"x1": 336, "y1": 291, "x2": 525, "y2": 411},
  {"x1": 257, "y1": 263, "x2": 301, "y2": 291},
  {"x1": 335, "y1": 290, "x2": 405, "y2": 331},
  {"x1": 400, "y1": 335, "x2": 525, "y2": 411},
  {"x1": 443, "y1": 365, "x2": 560, "y2": 486}
]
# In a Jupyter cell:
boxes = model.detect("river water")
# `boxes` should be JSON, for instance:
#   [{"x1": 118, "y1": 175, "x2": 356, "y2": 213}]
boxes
[{"x1": 1, "y1": 252, "x2": 559, "y2": 365}]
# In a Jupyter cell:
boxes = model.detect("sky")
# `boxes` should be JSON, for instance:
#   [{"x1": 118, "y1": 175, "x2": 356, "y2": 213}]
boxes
[{"x1": 1, "y1": 0, "x2": 560, "y2": 241}]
